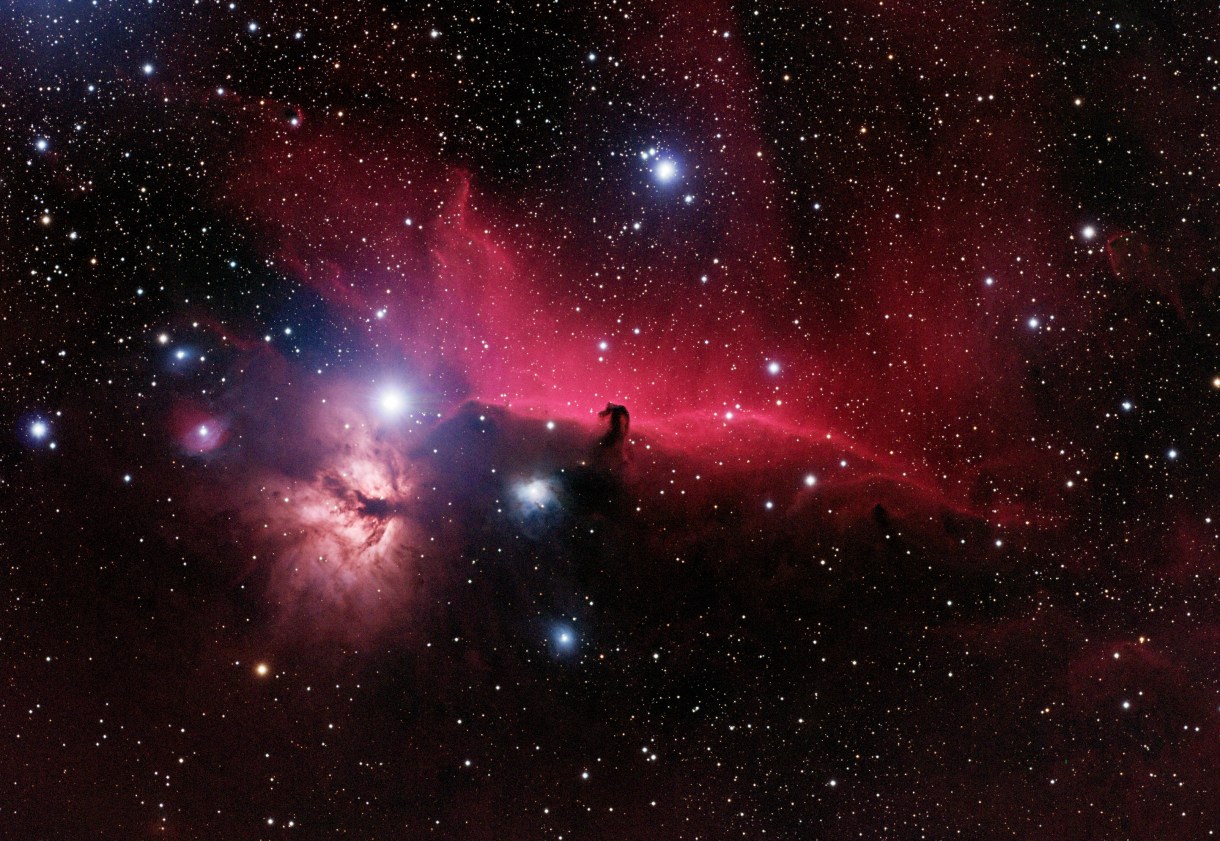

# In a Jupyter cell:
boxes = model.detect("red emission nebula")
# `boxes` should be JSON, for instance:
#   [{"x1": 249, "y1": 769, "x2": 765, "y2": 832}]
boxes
[{"x1": 2, "y1": 0, "x2": 1219, "y2": 838}]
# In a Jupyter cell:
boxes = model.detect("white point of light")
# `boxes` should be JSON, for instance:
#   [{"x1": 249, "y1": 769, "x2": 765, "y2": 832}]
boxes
[
  {"x1": 378, "y1": 388, "x2": 407, "y2": 417},
  {"x1": 142, "y1": 63, "x2": 154, "y2": 75},
  {"x1": 522, "y1": 480, "x2": 549, "y2": 506},
  {"x1": 654, "y1": 159, "x2": 678, "y2": 183},
  {"x1": 804, "y1": 474, "x2": 817, "y2": 487},
  {"x1": 551, "y1": 623, "x2": 577, "y2": 653},
  {"x1": 198, "y1": 425, "x2": 209, "y2": 437},
  {"x1": 587, "y1": 52, "x2": 596, "y2": 61},
  {"x1": 1167, "y1": 449, "x2": 1178, "y2": 460},
  {"x1": 30, "y1": 421, "x2": 48, "y2": 439},
  {"x1": 1082, "y1": 225, "x2": 1096, "y2": 240},
  {"x1": 984, "y1": 276, "x2": 995, "y2": 286},
  {"x1": 767, "y1": 360, "x2": 781, "y2": 375},
  {"x1": 35, "y1": 138, "x2": 48, "y2": 152},
  {"x1": 1028, "y1": 317, "x2": 1040, "y2": 329}
]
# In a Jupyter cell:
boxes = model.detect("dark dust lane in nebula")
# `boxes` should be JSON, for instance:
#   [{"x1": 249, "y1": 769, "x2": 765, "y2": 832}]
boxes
[{"x1": 2, "y1": 1, "x2": 1219, "y2": 838}]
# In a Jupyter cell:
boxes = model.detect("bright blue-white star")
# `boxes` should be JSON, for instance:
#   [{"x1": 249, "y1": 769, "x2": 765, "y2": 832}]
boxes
[
  {"x1": 654, "y1": 159, "x2": 678, "y2": 183},
  {"x1": 767, "y1": 360, "x2": 781, "y2": 375},
  {"x1": 20, "y1": 412, "x2": 60, "y2": 448},
  {"x1": 551, "y1": 624, "x2": 578, "y2": 653},
  {"x1": 377, "y1": 387, "x2": 408, "y2": 418}
]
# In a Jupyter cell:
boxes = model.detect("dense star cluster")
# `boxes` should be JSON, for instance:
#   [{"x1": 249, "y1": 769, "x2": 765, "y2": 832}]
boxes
[{"x1": 2, "y1": 1, "x2": 1218, "y2": 838}]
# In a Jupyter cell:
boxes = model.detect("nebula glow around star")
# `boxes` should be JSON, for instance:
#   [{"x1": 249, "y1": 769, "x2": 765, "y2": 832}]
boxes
[
  {"x1": 550, "y1": 624, "x2": 578, "y2": 656},
  {"x1": 3, "y1": 1, "x2": 1220, "y2": 839},
  {"x1": 376, "y1": 386, "x2": 409, "y2": 418}
]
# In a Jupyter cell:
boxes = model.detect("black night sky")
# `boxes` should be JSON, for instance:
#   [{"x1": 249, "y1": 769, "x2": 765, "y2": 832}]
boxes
[{"x1": 2, "y1": 1, "x2": 1219, "y2": 838}]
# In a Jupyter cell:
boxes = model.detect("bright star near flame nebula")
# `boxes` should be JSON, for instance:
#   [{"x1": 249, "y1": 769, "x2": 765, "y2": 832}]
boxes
[{"x1": 378, "y1": 388, "x2": 408, "y2": 417}]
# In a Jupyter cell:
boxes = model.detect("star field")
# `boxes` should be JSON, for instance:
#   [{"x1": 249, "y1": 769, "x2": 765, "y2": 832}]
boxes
[{"x1": 1, "y1": 1, "x2": 1219, "y2": 838}]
